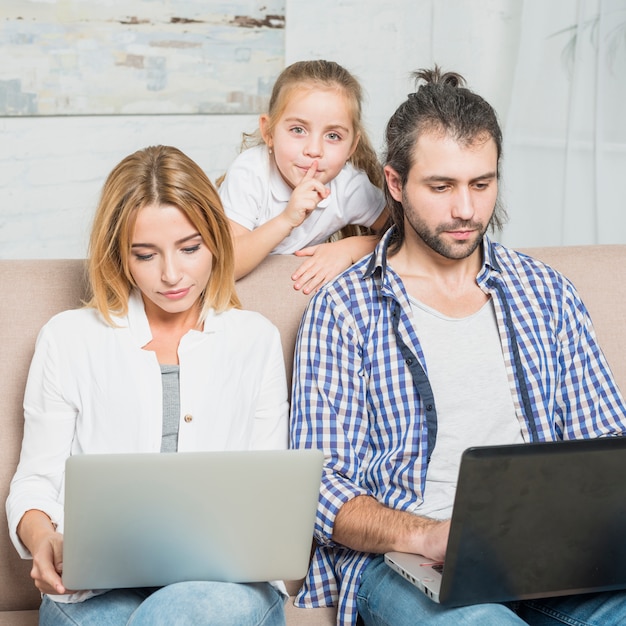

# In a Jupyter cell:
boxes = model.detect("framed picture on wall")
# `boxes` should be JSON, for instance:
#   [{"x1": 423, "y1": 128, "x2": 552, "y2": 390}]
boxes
[{"x1": 0, "y1": 1, "x2": 285, "y2": 116}]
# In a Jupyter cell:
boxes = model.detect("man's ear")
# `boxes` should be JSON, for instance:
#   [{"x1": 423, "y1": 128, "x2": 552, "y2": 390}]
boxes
[
  {"x1": 384, "y1": 165, "x2": 403, "y2": 202},
  {"x1": 259, "y1": 114, "x2": 272, "y2": 147}
]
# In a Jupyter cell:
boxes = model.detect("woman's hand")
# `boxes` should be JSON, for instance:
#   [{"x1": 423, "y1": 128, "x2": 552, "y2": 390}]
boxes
[
  {"x1": 30, "y1": 530, "x2": 67, "y2": 595},
  {"x1": 17, "y1": 510, "x2": 68, "y2": 595}
]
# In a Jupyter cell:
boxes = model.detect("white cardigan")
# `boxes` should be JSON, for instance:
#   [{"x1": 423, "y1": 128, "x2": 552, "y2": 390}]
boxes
[{"x1": 7, "y1": 291, "x2": 288, "y2": 560}]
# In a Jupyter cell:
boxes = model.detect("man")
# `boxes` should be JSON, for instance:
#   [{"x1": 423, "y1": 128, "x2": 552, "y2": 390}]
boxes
[{"x1": 290, "y1": 67, "x2": 626, "y2": 625}]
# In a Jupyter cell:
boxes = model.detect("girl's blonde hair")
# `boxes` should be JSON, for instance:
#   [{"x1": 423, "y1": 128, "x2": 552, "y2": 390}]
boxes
[
  {"x1": 253, "y1": 59, "x2": 382, "y2": 188},
  {"x1": 87, "y1": 145, "x2": 240, "y2": 325}
]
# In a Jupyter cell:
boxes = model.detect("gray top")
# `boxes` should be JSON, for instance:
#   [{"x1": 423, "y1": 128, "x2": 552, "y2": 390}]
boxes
[{"x1": 160, "y1": 364, "x2": 181, "y2": 453}]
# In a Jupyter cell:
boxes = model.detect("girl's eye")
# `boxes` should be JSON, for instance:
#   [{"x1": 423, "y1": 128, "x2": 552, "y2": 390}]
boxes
[
  {"x1": 326, "y1": 132, "x2": 342, "y2": 141},
  {"x1": 290, "y1": 126, "x2": 305, "y2": 135}
]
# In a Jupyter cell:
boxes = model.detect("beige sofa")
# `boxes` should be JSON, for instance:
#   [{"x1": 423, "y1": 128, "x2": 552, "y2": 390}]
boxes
[{"x1": 2, "y1": 246, "x2": 626, "y2": 625}]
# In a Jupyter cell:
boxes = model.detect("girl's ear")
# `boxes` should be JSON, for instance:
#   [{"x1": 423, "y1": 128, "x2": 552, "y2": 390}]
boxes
[
  {"x1": 384, "y1": 165, "x2": 403, "y2": 202},
  {"x1": 348, "y1": 132, "x2": 361, "y2": 159},
  {"x1": 259, "y1": 114, "x2": 272, "y2": 147}
]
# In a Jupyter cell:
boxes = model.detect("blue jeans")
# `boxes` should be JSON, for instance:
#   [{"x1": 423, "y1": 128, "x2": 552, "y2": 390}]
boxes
[
  {"x1": 39, "y1": 581, "x2": 286, "y2": 626},
  {"x1": 356, "y1": 556, "x2": 626, "y2": 625}
]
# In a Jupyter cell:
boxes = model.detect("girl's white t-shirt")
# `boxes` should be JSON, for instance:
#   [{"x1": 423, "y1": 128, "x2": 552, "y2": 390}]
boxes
[{"x1": 219, "y1": 144, "x2": 385, "y2": 254}]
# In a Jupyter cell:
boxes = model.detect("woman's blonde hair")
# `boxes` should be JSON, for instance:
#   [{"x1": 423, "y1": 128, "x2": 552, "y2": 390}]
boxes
[{"x1": 87, "y1": 145, "x2": 240, "y2": 325}]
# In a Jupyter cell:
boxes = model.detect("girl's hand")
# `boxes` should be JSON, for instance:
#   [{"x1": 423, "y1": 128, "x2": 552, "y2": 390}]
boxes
[
  {"x1": 292, "y1": 241, "x2": 353, "y2": 294},
  {"x1": 283, "y1": 161, "x2": 330, "y2": 229},
  {"x1": 293, "y1": 235, "x2": 379, "y2": 294}
]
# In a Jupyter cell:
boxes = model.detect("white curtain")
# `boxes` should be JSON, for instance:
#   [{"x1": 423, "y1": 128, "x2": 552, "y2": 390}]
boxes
[{"x1": 501, "y1": 0, "x2": 626, "y2": 247}]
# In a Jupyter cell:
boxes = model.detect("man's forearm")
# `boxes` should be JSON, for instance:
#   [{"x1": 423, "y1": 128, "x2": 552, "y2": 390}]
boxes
[{"x1": 332, "y1": 494, "x2": 449, "y2": 561}]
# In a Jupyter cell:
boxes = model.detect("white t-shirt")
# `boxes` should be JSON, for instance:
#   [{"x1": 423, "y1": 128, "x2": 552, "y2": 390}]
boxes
[
  {"x1": 409, "y1": 296, "x2": 524, "y2": 520},
  {"x1": 219, "y1": 144, "x2": 385, "y2": 254}
]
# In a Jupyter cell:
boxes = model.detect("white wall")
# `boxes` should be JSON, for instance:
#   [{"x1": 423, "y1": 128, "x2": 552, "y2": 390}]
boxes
[{"x1": 0, "y1": 0, "x2": 524, "y2": 259}]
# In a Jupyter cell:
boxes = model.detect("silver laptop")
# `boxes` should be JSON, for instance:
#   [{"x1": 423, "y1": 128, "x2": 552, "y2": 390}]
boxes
[
  {"x1": 62, "y1": 449, "x2": 323, "y2": 590},
  {"x1": 385, "y1": 437, "x2": 626, "y2": 606}
]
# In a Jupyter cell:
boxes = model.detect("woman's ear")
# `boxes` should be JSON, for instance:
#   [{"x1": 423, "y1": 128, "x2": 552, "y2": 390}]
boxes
[
  {"x1": 384, "y1": 165, "x2": 403, "y2": 202},
  {"x1": 259, "y1": 114, "x2": 272, "y2": 148}
]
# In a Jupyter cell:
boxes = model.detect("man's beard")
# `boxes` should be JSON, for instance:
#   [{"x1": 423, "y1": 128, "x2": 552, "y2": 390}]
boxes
[{"x1": 402, "y1": 192, "x2": 493, "y2": 260}]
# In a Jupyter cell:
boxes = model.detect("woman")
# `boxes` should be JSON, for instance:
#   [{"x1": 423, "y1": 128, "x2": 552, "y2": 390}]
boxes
[{"x1": 6, "y1": 145, "x2": 288, "y2": 625}]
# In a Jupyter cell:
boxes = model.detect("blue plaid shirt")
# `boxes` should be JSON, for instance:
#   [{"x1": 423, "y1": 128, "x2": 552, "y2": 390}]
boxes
[{"x1": 290, "y1": 229, "x2": 626, "y2": 625}]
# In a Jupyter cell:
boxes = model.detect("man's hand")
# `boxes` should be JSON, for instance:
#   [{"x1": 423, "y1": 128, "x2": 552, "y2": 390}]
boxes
[{"x1": 416, "y1": 518, "x2": 450, "y2": 563}]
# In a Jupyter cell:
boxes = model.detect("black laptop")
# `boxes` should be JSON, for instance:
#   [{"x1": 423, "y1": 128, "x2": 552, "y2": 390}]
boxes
[{"x1": 385, "y1": 437, "x2": 626, "y2": 606}]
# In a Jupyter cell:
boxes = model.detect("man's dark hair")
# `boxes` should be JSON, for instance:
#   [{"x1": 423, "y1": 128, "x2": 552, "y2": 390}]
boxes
[{"x1": 384, "y1": 66, "x2": 507, "y2": 251}]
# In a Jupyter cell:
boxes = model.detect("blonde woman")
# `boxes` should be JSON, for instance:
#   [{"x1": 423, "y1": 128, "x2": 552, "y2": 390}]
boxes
[{"x1": 7, "y1": 145, "x2": 288, "y2": 625}]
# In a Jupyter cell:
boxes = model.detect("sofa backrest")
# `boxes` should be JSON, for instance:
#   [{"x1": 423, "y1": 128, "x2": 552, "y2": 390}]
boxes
[
  {"x1": 520, "y1": 245, "x2": 626, "y2": 391},
  {"x1": 1, "y1": 260, "x2": 89, "y2": 612},
  {"x1": 1, "y1": 246, "x2": 625, "y2": 612}
]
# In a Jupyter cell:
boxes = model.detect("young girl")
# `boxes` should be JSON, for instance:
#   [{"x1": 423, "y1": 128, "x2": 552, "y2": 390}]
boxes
[
  {"x1": 219, "y1": 59, "x2": 389, "y2": 294},
  {"x1": 7, "y1": 146, "x2": 288, "y2": 625}
]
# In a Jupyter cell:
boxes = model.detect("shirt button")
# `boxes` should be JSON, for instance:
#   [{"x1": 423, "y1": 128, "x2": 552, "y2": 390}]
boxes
[
  {"x1": 426, "y1": 404, "x2": 433, "y2": 411},
  {"x1": 184, "y1": 414, "x2": 193, "y2": 423}
]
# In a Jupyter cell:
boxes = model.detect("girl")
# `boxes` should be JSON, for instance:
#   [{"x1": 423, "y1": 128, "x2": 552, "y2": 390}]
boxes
[
  {"x1": 219, "y1": 59, "x2": 389, "y2": 294},
  {"x1": 7, "y1": 146, "x2": 288, "y2": 626}
]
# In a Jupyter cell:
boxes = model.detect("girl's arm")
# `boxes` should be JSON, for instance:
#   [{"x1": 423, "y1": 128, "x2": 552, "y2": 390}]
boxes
[
  {"x1": 229, "y1": 216, "x2": 295, "y2": 280},
  {"x1": 369, "y1": 206, "x2": 392, "y2": 233},
  {"x1": 292, "y1": 206, "x2": 390, "y2": 294},
  {"x1": 230, "y1": 162, "x2": 329, "y2": 280}
]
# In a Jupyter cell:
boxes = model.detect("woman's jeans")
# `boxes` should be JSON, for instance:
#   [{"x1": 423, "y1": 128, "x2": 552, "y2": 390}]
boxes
[
  {"x1": 357, "y1": 556, "x2": 626, "y2": 625},
  {"x1": 39, "y1": 581, "x2": 285, "y2": 626}
]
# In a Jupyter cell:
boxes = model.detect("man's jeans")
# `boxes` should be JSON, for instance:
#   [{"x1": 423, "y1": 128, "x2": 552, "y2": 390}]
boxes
[
  {"x1": 39, "y1": 581, "x2": 285, "y2": 626},
  {"x1": 357, "y1": 556, "x2": 626, "y2": 625}
]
